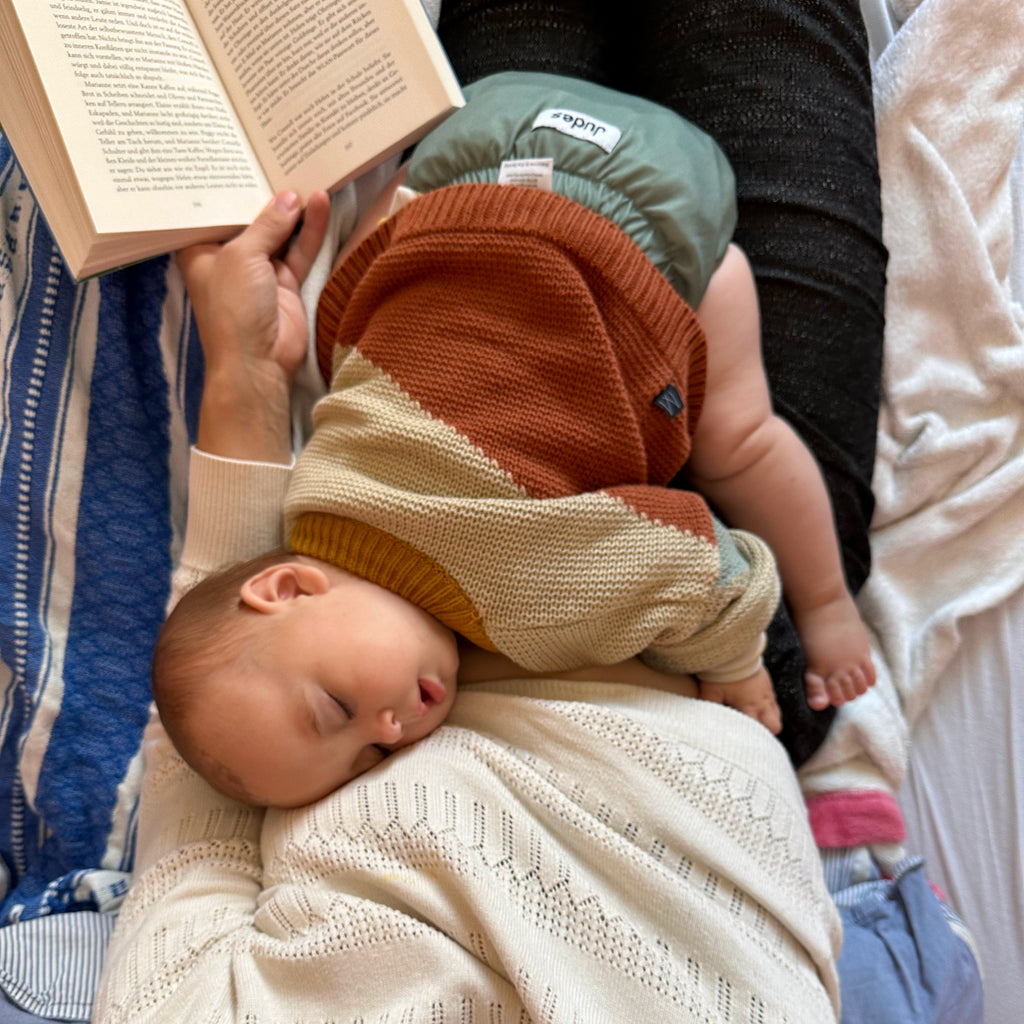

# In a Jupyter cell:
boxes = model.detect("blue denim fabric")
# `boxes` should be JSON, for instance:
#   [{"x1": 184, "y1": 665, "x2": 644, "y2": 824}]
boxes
[
  {"x1": 831, "y1": 854, "x2": 983, "y2": 1024},
  {"x1": 0, "y1": 993, "x2": 56, "y2": 1024}
]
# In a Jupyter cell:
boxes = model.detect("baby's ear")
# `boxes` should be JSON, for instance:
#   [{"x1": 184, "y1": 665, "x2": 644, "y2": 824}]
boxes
[{"x1": 239, "y1": 561, "x2": 330, "y2": 613}]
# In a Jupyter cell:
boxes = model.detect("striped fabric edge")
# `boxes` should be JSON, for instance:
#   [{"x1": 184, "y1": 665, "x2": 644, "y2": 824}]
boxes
[{"x1": 0, "y1": 910, "x2": 117, "y2": 1020}]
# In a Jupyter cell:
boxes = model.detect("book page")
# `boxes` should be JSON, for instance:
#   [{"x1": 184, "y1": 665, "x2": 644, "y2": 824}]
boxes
[
  {"x1": 188, "y1": 0, "x2": 461, "y2": 195},
  {"x1": 11, "y1": 0, "x2": 271, "y2": 233}
]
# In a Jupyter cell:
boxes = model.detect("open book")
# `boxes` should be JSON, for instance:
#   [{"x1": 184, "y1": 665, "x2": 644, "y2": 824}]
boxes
[{"x1": 0, "y1": 0, "x2": 463, "y2": 278}]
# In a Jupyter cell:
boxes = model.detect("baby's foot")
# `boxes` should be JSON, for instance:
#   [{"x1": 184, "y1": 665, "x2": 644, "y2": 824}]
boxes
[{"x1": 795, "y1": 593, "x2": 876, "y2": 711}]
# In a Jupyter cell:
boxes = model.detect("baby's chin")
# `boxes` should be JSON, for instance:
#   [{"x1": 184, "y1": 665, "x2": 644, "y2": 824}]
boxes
[{"x1": 394, "y1": 708, "x2": 451, "y2": 749}]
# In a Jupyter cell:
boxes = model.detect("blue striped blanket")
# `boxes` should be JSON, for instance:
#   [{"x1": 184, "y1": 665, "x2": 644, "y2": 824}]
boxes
[{"x1": 0, "y1": 135, "x2": 202, "y2": 1019}]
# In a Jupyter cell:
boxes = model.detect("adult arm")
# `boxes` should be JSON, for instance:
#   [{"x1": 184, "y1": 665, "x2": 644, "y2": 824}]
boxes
[
  {"x1": 182, "y1": 189, "x2": 330, "y2": 465},
  {"x1": 169, "y1": 190, "x2": 329, "y2": 597}
]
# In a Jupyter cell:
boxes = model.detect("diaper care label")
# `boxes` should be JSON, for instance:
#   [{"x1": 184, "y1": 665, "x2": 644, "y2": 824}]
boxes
[
  {"x1": 497, "y1": 157, "x2": 554, "y2": 189},
  {"x1": 532, "y1": 108, "x2": 622, "y2": 153}
]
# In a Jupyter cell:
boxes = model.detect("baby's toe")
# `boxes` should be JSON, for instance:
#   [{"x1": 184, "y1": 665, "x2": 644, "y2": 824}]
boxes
[
  {"x1": 804, "y1": 672, "x2": 831, "y2": 711},
  {"x1": 852, "y1": 664, "x2": 872, "y2": 696},
  {"x1": 828, "y1": 666, "x2": 866, "y2": 705},
  {"x1": 859, "y1": 657, "x2": 877, "y2": 691}
]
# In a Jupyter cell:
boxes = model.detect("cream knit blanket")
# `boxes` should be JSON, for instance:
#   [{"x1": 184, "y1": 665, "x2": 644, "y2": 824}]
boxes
[{"x1": 95, "y1": 679, "x2": 839, "y2": 1023}]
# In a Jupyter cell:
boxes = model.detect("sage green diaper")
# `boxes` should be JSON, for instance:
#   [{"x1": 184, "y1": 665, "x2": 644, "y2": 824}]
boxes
[{"x1": 405, "y1": 71, "x2": 737, "y2": 307}]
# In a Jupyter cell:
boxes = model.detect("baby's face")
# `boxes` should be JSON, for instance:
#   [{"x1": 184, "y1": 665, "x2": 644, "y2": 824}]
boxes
[{"x1": 198, "y1": 564, "x2": 459, "y2": 807}]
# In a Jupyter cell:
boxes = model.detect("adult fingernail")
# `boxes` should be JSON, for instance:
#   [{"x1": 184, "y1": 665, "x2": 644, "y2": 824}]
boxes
[{"x1": 275, "y1": 191, "x2": 300, "y2": 212}]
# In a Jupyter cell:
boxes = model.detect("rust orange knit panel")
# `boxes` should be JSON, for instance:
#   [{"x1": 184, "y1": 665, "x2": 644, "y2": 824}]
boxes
[
  {"x1": 317, "y1": 185, "x2": 707, "y2": 497},
  {"x1": 602, "y1": 484, "x2": 715, "y2": 543}
]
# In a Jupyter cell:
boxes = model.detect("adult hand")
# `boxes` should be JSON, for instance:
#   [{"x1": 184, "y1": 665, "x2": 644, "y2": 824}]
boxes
[{"x1": 177, "y1": 190, "x2": 330, "y2": 462}]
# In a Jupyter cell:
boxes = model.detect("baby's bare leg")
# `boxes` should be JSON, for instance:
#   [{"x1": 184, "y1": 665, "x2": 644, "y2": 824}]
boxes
[
  {"x1": 698, "y1": 666, "x2": 781, "y2": 734},
  {"x1": 689, "y1": 248, "x2": 875, "y2": 715}
]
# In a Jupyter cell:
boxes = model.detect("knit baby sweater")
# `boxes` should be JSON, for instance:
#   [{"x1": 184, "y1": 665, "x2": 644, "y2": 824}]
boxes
[{"x1": 286, "y1": 183, "x2": 779, "y2": 679}]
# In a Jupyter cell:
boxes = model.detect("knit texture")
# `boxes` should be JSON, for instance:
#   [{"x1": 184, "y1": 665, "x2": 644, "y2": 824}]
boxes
[
  {"x1": 287, "y1": 184, "x2": 779, "y2": 675},
  {"x1": 94, "y1": 684, "x2": 841, "y2": 1023}
]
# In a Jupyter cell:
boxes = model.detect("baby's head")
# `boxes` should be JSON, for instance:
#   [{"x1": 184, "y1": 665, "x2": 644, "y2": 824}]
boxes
[{"x1": 152, "y1": 550, "x2": 459, "y2": 807}]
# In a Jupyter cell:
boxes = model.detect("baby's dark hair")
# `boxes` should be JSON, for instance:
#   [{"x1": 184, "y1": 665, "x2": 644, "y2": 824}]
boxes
[{"x1": 151, "y1": 548, "x2": 294, "y2": 802}]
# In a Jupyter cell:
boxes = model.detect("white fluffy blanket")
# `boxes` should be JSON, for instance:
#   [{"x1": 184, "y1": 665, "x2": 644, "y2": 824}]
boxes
[{"x1": 802, "y1": 0, "x2": 1024, "y2": 797}]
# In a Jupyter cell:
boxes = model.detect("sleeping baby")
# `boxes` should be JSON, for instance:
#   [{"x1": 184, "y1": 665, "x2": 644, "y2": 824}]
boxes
[{"x1": 152, "y1": 73, "x2": 874, "y2": 808}]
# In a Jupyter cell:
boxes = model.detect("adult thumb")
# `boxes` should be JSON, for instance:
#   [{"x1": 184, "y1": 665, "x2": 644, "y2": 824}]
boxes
[{"x1": 242, "y1": 191, "x2": 303, "y2": 257}]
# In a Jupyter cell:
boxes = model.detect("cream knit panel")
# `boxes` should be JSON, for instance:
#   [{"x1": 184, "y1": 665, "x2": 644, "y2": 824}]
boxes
[
  {"x1": 288, "y1": 351, "x2": 774, "y2": 674},
  {"x1": 95, "y1": 688, "x2": 839, "y2": 1024},
  {"x1": 641, "y1": 528, "x2": 780, "y2": 676}
]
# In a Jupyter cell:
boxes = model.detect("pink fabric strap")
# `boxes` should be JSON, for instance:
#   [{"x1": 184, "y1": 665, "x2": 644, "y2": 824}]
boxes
[{"x1": 806, "y1": 790, "x2": 906, "y2": 848}]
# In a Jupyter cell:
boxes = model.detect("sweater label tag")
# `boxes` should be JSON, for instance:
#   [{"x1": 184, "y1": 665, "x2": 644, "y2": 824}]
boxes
[
  {"x1": 532, "y1": 108, "x2": 622, "y2": 153},
  {"x1": 497, "y1": 157, "x2": 554, "y2": 190},
  {"x1": 653, "y1": 383, "x2": 685, "y2": 418}
]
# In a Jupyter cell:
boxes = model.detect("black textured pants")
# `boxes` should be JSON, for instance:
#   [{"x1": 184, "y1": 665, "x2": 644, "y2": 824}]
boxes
[{"x1": 436, "y1": 0, "x2": 888, "y2": 765}]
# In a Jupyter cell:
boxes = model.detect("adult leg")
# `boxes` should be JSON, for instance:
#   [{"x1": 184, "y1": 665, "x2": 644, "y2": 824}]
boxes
[
  {"x1": 437, "y1": 0, "x2": 615, "y2": 86},
  {"x1": 624, "y1": 0, "x2": 885, "y2": 573},
  {"x1": 621, "y1": 0, "x2": 887, "y2": 763}
]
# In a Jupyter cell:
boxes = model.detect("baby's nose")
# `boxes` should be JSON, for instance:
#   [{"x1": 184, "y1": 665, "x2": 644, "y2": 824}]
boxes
[{"x1": 375, "y1": 709, "x2": 403, "y2": 744}]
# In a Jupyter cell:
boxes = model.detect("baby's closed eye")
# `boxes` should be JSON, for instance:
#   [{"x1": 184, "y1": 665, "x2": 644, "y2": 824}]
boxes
[{"x1": 328, "y1": 692, "x2": 355, "y2": 719}]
